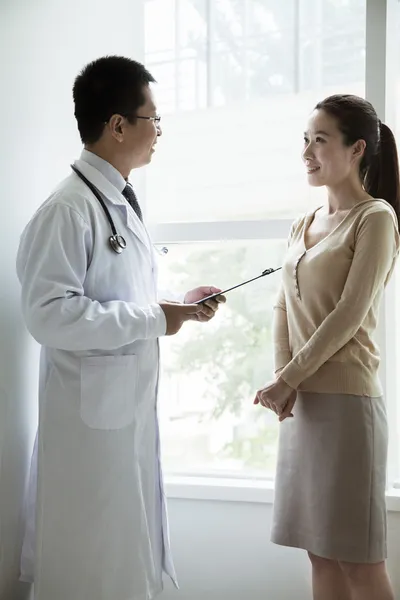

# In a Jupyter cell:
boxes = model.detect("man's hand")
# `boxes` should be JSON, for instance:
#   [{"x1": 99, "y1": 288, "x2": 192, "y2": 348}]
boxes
[
  {"x1": 184, "y1": 286, "x2": 226, "y2": 322},
  {"x1": 159, "y1": 301, "x2": 202, "y2": 335}
]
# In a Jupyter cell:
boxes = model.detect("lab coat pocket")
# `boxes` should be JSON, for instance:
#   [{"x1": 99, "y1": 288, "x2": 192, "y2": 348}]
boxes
[{"x1": 80, "y1": 355, "x2": 138, "y2": 430}]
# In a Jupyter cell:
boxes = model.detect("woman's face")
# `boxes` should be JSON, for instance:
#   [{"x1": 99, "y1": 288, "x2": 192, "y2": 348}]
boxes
[{"x1": 302, "y1": 108, "x2": 363, "y2": 188}]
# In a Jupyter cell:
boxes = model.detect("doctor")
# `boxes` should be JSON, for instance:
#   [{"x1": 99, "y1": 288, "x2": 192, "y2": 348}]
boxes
[{"x1": 16, "y1": 55, "x2": 224, "y2": 600}]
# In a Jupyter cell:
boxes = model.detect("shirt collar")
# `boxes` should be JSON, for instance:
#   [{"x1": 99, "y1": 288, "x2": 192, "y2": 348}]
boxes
[{"x1": 80, "y1": 149, "x2": 126, "y2": 193}]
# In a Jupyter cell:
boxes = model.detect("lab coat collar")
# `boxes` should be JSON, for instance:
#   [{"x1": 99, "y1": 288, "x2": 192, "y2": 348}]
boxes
[
  {"x1": 72, "y1": 157, "x2": 151, "y2": 252},
  {"x1": 80, "y1": 149, "x2": 126, "y2": 193}
]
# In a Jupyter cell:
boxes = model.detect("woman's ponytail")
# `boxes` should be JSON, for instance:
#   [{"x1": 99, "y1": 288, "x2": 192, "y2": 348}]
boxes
[{"x1": 364, "y1": 121, "x2": 400, "y2": 229}]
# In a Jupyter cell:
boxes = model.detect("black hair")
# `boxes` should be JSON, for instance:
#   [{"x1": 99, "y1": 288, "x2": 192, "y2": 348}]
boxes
[
  {"x1": 315, "y1": 94, "x2": 400, "y2": 228},
  {"x1": 73, "y1": 55, "x2": 156, "y2": 145}
]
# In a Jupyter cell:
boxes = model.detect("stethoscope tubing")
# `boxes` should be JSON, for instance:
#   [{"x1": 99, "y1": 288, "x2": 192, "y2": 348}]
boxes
[{"x1": 71, "y1": 165, "x2": 127, "y2": 254}]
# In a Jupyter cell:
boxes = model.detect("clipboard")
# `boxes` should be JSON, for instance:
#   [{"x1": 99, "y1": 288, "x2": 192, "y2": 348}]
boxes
[{"x1": 194, "y1": 267, "x2": 282, "y2": 304}]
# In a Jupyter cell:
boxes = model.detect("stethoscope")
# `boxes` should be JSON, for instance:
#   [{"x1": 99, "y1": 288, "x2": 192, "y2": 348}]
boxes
[{"x1": 71, "y1": 165, "x2": 167, "y2": 256}]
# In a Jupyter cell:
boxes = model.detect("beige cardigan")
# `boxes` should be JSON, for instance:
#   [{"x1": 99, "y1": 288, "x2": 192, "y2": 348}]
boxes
[{"x1": 274, "y1": 198, "x2": 399, "y2": 397}]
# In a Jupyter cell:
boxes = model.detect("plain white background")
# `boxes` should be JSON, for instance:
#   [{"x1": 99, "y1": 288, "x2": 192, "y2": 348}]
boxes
[{"x1": 1, "y1": 1, "x2": 400, "y2": 599}]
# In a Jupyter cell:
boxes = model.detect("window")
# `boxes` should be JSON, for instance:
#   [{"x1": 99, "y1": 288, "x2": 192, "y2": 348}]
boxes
[
  {"x1": 145, "y1": 0, "x2": 367, "y2": 478},
  {"x1": 157, "y1": 239, "x2": 286, "y2": 476},
  {"x1": 145, "y1": 0, "x2": 366, "y2": 223}
]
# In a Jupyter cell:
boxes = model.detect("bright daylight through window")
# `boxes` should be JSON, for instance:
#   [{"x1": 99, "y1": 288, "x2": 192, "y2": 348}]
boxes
[{"x1": 144, "y1": 0, "x2": 367, "y2": 478}]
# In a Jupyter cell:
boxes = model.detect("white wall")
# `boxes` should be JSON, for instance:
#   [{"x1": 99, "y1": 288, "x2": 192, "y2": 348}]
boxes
[
  {"x1": 161, "y1": 499, "x2": 400, "y2": 600},
  {"x1": 0, "y1": 1, "x2": 144, "y2": 598}
]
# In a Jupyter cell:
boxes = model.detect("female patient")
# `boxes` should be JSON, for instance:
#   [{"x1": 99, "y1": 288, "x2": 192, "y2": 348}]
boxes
[{"x1": 254, "y1": 95, "x2": 400, "y2": 600}]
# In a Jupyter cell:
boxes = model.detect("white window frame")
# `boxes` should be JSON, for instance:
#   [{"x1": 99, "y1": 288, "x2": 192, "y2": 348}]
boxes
[
  {"x1": 366, "y1": 0, "x2": 400, "y2": 496},
  {"x1": 145, "y1": 0, "x2": 400, "y2": 510}
]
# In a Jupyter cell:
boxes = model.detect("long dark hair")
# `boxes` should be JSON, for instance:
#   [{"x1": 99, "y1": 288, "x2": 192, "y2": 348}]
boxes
[{"x1": 315, "y1": 94, "x2": 400, "y2": 229}]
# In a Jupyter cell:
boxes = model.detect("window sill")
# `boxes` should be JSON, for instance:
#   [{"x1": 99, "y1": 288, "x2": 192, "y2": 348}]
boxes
[{"x1": 165, "y1": 476, "x2": 400, "y2": 512}]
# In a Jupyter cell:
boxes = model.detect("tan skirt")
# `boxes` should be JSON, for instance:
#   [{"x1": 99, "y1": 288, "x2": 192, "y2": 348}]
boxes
[{"x1": 271, "y1": 392, "x2": 388, "y2": 563}]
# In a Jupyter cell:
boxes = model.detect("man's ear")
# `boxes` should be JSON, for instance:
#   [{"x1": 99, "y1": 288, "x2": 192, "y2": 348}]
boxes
[{"x1": 108, "y1": 114, "x2": 125, "y2": 142}]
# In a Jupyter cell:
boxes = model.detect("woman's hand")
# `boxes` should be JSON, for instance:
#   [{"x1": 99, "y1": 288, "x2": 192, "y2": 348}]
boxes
[{"x1": 253, "y1": 377, "x2": 297, "y2": 421}]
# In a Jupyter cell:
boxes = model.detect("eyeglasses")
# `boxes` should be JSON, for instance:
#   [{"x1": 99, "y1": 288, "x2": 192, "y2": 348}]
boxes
[
  {"x1": 136, "y1": 115, "x2": 161, "y2": 126},
  {"x1": 104, "y1": 114, "x2": 162, "y2": 127}
]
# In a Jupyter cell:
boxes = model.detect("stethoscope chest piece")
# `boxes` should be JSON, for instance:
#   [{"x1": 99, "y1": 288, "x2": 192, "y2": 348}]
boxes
[{"x1": 109, "y1": 234, "x2": 127, "y2": 254}]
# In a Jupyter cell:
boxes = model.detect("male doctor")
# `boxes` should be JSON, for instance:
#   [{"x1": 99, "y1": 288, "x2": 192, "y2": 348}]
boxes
[{"x1": 16, "y1": 56, "x2": 224, "y2": 600}]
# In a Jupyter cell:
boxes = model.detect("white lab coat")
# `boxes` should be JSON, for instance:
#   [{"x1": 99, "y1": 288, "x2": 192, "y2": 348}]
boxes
[{"x1": 16, "y1": 158, "x2": 177, "y2": 600}]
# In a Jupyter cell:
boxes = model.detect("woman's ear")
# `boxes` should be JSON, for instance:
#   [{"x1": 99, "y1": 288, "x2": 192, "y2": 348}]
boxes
[{"x1": 352, "y1": 139, "x2": 366, "y2": 161}]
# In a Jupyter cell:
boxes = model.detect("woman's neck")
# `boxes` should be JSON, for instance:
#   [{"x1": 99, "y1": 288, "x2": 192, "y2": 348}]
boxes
[{"x1": 325, "y1": 178, "x2": 372, "y2": 214}]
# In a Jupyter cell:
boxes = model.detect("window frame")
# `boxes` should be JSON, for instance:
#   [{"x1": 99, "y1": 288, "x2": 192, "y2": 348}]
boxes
[{"x1": 143, "y1": 0, "x2": 400, "y2": 507}]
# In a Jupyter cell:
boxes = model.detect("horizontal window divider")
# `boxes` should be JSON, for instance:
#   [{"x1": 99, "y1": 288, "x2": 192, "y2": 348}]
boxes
[
  {"x1": 149, "y1": 219, "x2": 293, "y2": 243},
  {"x1": 164, "y1": 475, "x2": 400, "y2": 511}
]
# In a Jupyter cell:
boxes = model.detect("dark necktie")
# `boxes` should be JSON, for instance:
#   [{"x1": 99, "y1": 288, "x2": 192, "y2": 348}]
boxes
[{"x1": 122, "y1": 182, "x2": 143, "y2": 222}]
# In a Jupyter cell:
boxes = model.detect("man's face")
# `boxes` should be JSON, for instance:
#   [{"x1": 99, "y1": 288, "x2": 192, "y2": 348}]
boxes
[{"x1": 123, "y1": 85, "x2": 161, "y2": 170}]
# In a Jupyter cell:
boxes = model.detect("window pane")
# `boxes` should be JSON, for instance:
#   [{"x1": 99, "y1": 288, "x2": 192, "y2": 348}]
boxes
[
  {"x1": 145, "y1": 0, "x2": 208, "y2": 112},
  {"x1": 145, "y1": 0, "x2": 366, "y2": 222},
  {"x1": 158, "y1": 239, "x2": 286, "y2": 476}
]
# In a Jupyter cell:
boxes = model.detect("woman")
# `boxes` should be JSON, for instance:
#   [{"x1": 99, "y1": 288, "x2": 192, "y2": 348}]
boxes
[{"x1": 254, "y1": 95, "x2": 400, "y2": 600}]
